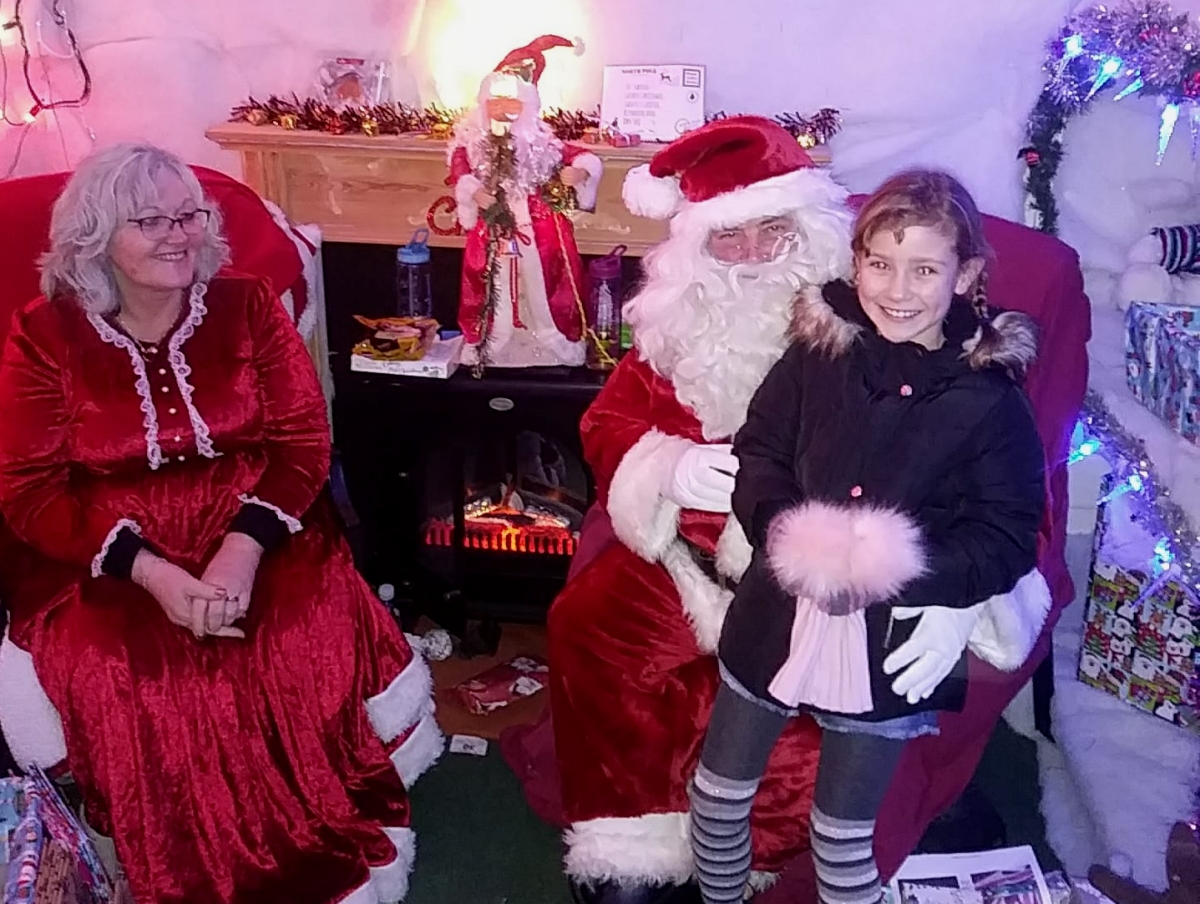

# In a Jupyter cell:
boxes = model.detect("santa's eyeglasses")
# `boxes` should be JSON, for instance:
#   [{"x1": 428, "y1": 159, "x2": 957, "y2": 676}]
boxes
[{"x1": 706, "y1": 219, "x2": 799, "y2": 264}]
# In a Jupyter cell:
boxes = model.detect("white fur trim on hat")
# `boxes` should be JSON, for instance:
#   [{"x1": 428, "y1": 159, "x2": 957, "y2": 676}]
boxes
[
  {"x1": 670, "y1": 166, "x2": 849, "y2": 238},
  {"x1": 623, "y1": 164, "x2": 684, "y2": 220}
]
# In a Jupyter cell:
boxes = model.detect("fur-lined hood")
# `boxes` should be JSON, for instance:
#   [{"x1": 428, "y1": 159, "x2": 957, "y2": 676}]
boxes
[{"x1": 789, "y1": 281, "x2": 1038, "y2": 380}]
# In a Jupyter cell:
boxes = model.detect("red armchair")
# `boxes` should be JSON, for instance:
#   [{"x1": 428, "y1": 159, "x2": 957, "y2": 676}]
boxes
[
  {"x1": 499, "y1": 203, "x2": 1092, "y2": 891},
  {"x1": 0, "y1": 164, "x2": 319, "y2": 771}
]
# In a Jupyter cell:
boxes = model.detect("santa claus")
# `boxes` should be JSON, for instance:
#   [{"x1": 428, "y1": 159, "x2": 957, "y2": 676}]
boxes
[
  {"x1": 447, "y1": 35, "x2": 603, "y2": 368},
  {"x1": 547, "y1": 116, "x2": 855, "y2": 903}
]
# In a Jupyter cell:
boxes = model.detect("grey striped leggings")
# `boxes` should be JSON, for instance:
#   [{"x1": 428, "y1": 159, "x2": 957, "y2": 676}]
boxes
[{"x1": 688, "y1": 681, "x2": 905, "y2": 904}]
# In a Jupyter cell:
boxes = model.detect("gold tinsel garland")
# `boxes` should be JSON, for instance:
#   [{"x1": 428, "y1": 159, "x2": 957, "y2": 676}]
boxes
[{"x1": 229, "y1": 94, "x2": 842, "y2": 146}]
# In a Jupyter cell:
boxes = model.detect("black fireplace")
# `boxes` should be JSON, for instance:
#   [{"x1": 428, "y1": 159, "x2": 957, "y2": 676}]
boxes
[{"x1": 325, "y1": 242, "x2": 611, "y2": 630}]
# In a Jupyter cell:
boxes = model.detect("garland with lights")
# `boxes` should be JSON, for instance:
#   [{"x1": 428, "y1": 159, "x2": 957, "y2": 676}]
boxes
[
  {"x1": 1022, "y1": 0, "x2": 1200, "y2": 235},
  {"x1": 229, "y1": 94, "x2": 842, "y2": 147},
  {"x1": 1072, "y1": 390, "x2": 1200, "y2": 603}
]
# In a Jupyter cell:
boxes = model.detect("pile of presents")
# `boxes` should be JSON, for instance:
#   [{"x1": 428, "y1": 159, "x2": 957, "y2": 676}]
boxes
[
  {"x1": 1, "y1": 768, "x2": 131, "y2": 904},
  {"x1": 1079, "y1": 483, "x2": 1198, "y2": 733}
]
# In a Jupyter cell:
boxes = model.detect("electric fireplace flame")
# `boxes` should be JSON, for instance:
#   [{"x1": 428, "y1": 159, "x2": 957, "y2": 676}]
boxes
[{"x1": 423, "y1": 485, "x2": 579, "y2": 556}]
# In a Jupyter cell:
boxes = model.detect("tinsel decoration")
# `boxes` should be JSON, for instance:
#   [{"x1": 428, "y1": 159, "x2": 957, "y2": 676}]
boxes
[
  {"x1": 230, "y1": 94, "x2": 462, "y2": 137},
  {"x1": 708, "y1": 107, "x2": 843, "y2": 147},
  {"x1": 231, "y1": 95, "x2": 842, "y2": 147},
  {"x1": 1077, "y1": 389, "x2": 1200, "y2": 596},
  {"x1": 540, "y1": 106, "x2": 601, "y2": 141},
  {"x1": 473, "y1": 131, "x2": 521, "y2": 376},
  {"x1": 1023, "y1": 0, "x2": 1200, "y2": 235}
]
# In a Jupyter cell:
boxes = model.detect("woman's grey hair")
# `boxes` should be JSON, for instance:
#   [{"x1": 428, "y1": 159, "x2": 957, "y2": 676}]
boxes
[{"x1": 39, "y1": 142, "x2": 231, "y2": 314}]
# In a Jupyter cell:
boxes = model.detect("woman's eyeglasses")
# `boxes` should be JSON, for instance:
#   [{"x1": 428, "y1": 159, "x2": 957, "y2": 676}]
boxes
[{"x1": 127, "y1": 209, "x2": 211, "y2": 240}]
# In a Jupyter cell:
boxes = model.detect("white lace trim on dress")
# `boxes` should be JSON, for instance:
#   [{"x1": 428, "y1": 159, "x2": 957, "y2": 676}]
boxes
[
  {"x1": 86, "y1": 282, "x2": 216, "y2": 468},
  {"x1": 85, "y1": 315, "x2": 163, "y2": 471},
  {"x1": 91, "y1": 518, "x2": 142, "y2": 579},
  {"x1": 167, "y1": 283, "x2": 217, "y2": 459},
  {"x1": 238, "y1": 494, "x2": 303, "y2": 534}
]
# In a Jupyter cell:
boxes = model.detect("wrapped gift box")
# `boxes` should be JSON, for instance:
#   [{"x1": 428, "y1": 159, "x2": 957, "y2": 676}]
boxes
[
  {"x1": 453, "y1": 656, "x2": 549, "y2": 715},
  {"x1": 1078, "y1": 485, "x2": 1199, "y2": 733},
  {"x1": 2, "y1": 769, "x2": 128, "y2": 904},
  {"x1": 1125, "y1": 302, "x2": 1200, "y2": 445}
]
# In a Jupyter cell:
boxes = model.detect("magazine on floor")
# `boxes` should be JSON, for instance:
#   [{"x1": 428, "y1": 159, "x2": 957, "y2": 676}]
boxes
[{"x1": 885, "y1": 845, "x2": 1053, "y2": 904}]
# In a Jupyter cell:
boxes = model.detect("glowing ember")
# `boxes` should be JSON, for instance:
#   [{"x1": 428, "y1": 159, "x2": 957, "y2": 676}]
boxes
[{"x1": 424, "y1": 494, "x2": 578, "y2": 556}]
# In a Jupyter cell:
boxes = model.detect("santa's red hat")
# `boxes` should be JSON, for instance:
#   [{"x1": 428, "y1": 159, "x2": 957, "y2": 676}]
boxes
[
  {"x1": 623, "y1": 115, "x2": 848, "y2": 236},
  {"x1": 494, "y1": 34, "x2": 585, "y2": 85}
]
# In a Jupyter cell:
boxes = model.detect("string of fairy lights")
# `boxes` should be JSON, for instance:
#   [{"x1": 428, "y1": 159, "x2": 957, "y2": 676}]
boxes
[{"x1": 0, "y1": 0, "x2": 93, "y2": 178}]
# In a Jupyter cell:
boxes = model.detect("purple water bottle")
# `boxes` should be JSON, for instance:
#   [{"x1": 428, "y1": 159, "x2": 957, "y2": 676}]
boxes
[{"x1": 586, "y1": 245, "x2": 626, "y2": 371}]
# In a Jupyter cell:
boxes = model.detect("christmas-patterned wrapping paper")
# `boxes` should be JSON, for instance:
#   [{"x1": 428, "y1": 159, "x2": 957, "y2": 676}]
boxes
[
  {"x1": 3, "y1": 791, "x2": 44, "y2": 904},
  {"x1": 2, "y1": 769, "x2": 116, "y2": 904},
  {"x1": 1125, "y1": 302, "x2": 1200, "y2": 445},
  {"x1": 1079, "y1": 485, "x2": 1200, "y2": 733}
]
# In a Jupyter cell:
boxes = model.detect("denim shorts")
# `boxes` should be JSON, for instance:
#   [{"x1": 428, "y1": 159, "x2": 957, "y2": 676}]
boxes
[
  {"x1": 718, "y1": 661, "x2": 941, "y2": 740},
  {"x1": 811, "y1": 710, "x2": 940, "y2": 740}
]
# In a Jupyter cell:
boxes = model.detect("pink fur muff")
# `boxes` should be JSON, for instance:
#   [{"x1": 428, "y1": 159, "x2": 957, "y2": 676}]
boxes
[{"x1": 766, "y1": 501, "x2": 928, "y2": 612}]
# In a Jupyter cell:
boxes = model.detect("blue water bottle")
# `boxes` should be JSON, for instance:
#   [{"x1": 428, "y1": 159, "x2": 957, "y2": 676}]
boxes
[{"x1": 395, "y1": 228, "x2": 433, "y2": 319}]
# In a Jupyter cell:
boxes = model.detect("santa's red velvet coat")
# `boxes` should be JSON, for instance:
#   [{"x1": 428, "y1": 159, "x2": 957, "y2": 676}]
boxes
[{"x1": 0, "y1": 276, "x2": 442, "y2": 904}]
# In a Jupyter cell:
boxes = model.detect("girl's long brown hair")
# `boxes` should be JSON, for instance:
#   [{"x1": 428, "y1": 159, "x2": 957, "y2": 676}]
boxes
[{"x1": 852, "y1": 168, "x2": 993, "y2": 323}]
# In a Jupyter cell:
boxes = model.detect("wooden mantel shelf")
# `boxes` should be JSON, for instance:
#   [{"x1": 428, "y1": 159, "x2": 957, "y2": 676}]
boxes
[{"x1": 206, "y1": 122, "x2": 831, "y2": 257}]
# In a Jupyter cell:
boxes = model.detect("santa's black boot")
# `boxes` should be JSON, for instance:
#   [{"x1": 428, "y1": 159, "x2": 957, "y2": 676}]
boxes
[
  {"x1": 568, "y1": 878, "x2": 703, "y2": 904},
  {"x1": 916, "y1": 782, "x2": 1007, "y2": 854}
]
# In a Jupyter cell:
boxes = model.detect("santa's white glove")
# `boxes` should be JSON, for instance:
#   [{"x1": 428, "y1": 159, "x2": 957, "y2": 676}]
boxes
[
  {"x1": 882, "y1": 605, "x2": 983, "y2": 704},
  {"x1": 664, "y1": 443, "x2": 738, "y2": 513}
]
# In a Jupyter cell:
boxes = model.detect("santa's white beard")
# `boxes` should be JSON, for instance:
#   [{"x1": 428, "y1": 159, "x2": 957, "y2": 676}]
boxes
[{"x1": 627, "y1": 248, "x2": 809, "y2": 440}]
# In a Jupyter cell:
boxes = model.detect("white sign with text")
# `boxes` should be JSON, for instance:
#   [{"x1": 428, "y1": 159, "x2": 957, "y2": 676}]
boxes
[{"x1": 600, "y1": 64, "x2": 706, "y2": 142}]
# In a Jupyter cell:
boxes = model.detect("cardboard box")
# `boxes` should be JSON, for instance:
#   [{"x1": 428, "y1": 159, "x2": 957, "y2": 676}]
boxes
[{"x1": 350, "y1": 334, "x2": 463, "y2": 379}]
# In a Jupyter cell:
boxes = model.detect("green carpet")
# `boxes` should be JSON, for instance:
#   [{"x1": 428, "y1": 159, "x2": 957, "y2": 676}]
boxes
[
  {"x1": 405, "y1": 721, "x2": 1053, "y2": 903},
  {"x1": 406, "y1": 748, "x2": 574, "y2": 904}
]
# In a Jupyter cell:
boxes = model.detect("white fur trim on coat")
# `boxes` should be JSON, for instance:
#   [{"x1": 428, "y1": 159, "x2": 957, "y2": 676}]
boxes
[
  {"x1": 564, "y1": 812, "x2": 692, "y2": 885},
  {"x1": 389, "y1": 710, "x2": 444, "y2": 788},
  {"x1": 715, "y1": 516, "x2": 753, "y2": 581},
  {"x1": 569, "y1": 152, "x2": 603, "y2": 211},
  {"x1": 767, "y1": 501, "x2": 927, "y2": 608},
  {"x1": 660, "y1": 540, "x2": 732, "y2": 654},
  {"x1": 968, "y1": 567, "x2": 1052, "y2": 671},
  {"x1": 455, "y1": 172, "x2": 484, "y2": 231},
  {"x1": 365, "y1": 653, "x2": 435, "y2": 744},
  {"x1": 0, "y1": 630, "x2": 67, "y2": 769},
  {"x1": 607, "y1": 430, "x2": 693, "y2": 562},
  {"x1": 370, "y1": 826, "x2": 416, "y2": 904}
]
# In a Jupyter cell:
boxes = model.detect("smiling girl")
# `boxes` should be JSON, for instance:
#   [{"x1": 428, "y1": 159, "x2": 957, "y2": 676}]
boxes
[{"x1": 687, "y1": 170, "x2": 1051, "y2": 904}]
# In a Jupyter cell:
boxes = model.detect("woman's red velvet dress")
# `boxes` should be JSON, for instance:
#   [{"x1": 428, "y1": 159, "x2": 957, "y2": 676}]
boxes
[{"x1": 0, "y1": 275, "x2": 441, "y2": 904}]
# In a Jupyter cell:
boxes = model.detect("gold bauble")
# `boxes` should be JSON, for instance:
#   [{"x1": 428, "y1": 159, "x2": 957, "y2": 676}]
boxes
[
  {"x1": 279, "y1": 113, "x2": 299, "y2": 130},
  {"x1": 797, "y1": 133, "x2": 817, "y2": 149},
  {"x1": 361, "y1": 118, "x2": 380, "y2": 137}
]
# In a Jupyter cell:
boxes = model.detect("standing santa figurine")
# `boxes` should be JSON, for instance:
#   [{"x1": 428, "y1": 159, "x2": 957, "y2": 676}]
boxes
[{"x1": 447, "y1": 35, "x2": 603, "y2": 369}]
